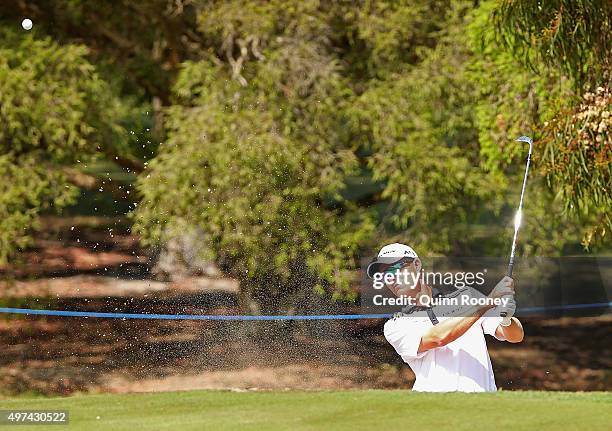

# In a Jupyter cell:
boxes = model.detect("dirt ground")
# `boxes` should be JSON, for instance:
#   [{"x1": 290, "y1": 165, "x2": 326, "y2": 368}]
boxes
[{"x1": 1, "y1": 313, "x2": 610, "y2": 395}]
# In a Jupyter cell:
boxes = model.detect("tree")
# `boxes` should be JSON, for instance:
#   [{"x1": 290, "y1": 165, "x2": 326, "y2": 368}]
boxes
[
  {"x1": 3, "y1": 0, "x2": 604, "y2": 308},
  {"x1": 493, "y1": 0, "x2": 611, "y2": 87},
  {"x1": 133, "y1": 2, "x2": 375, "y2": 312},
  {"x1": 134, "y1": 0, "x2": 599, "y2": 315},
  {"x1": 0, "y1": 30, "x2": 131, "y2": 262},
  {"x1": 350, "y1": 1, "x2": 585, "y2": 256},
  {"x1": 493, "y1": 0, "x2": 612, "y2": 247}
]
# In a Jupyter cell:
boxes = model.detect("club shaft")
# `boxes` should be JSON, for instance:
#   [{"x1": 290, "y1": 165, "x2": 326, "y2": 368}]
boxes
[
  {"x1": 502, "y1": 138, "x2": 532, "y2": 319},
  {"x1": 507, "y1": 146, "x2": 531, "y2": 277}
]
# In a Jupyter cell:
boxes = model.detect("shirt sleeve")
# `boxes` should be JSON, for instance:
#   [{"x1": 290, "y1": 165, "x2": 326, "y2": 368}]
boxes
[
  {"x1": 481, "y1": 310, "x2": 505, "y2": 340},
  {"x1": 384, "y1": 317, "x2": 431, "y2": 360}
]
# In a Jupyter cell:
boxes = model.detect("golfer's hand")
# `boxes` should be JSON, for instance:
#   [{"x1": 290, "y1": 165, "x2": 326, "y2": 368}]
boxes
[
  {"x1": 500, "y1": 296, "x2": 517, "y2": 320},
  {"x1": 488, "y1": 276, "x2": 515, "y2": 300}
]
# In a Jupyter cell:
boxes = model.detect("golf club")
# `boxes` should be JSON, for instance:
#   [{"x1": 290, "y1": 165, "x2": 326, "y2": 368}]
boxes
[{"x1": 501, "y1": 135, "x2": 533, "y2": 325}]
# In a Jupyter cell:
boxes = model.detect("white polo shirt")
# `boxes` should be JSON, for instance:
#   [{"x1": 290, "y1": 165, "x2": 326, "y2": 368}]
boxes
[{"x1": 384, "y1": 310, "x2": 504, "y2": 392}]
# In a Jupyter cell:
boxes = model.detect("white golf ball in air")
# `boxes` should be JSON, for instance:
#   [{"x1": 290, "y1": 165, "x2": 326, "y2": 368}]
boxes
[{"x1": 22, "y1": 19, "x2": 33, "y2": 31}]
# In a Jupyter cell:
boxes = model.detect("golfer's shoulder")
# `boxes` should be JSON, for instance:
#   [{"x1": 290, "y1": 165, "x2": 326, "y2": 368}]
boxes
[{"x1": 384, "y1": 315, "x2": 430, "y2": 338}]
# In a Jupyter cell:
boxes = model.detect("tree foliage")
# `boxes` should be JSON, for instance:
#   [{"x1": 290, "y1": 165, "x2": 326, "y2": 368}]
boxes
[
  {"x1": 133, "y1": 3, "x2": 375, "y2": 311},
  {"x1": 494, "y1": 0, "x2": 612, "y2": 246},
  {"x1": 0, "y1": 31, "x2": 130, "y2": 262},
  {"x1": 1, "y1": 0, "x2": 201, "y2": 104},
  {"x1": 350, "y1": 6, "x2": 496, "y2": 254},
  {"x1": 493, "y1": 0, "x2": 611, "y2": 87},
  {"x1": 540, "y1": 87, "x2": 612, "y2": 246},
  {"x1": 134, "y1": 0, "x2": 596, "y2": 313},
  {"x1": 1, "y1": 0, "x2": 609, "y2": 308}
]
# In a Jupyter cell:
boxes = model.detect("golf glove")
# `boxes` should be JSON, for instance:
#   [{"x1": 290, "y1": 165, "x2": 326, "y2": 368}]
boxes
[{"x1": 499, "y1": 296, "x2": 516, "y2": 326}]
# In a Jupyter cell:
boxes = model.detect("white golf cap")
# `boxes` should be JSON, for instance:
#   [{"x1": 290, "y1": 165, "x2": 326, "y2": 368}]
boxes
[{"x1": 366, "y1": 243, "x2": 419, "y2": 278}]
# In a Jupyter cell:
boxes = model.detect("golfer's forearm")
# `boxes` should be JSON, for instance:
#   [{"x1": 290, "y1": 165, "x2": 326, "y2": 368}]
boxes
[
  {"x1": 419, "y1": 305, "x2": 491, "y2": 352},
  {"x1": 498, "y1": 317, "x2": 524, "y2": 343}
]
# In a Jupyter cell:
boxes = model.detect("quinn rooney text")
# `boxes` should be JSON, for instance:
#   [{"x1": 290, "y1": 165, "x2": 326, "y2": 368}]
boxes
[{"x1": 371, "y1": 295, "x2": 510, "y2": 307}]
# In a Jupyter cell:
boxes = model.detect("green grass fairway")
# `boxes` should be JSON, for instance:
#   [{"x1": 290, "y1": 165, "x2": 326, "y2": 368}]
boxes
[{"x1": 1, "y1": 390, "x2": 610, "y2": 430}]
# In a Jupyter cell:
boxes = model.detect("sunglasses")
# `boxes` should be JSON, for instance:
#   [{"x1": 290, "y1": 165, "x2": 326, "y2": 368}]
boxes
[{"x1": 383, "y1": 258, "x2": 415, "y2": 274}]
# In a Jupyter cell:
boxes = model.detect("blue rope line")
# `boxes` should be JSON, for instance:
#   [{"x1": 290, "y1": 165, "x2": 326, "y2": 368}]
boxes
[
  {"x1": 519, "y1": 301, "x2": 612, "y2": 313},
  {"x1": 0, "y1": 308, "x2": 392, "y2": 321},
  {"x1": 0, "y1": 301, "x2": 609, "y2": 321}
]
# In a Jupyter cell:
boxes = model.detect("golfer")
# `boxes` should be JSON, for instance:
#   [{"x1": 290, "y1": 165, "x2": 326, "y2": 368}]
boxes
[{"x1": 367, "y1": 243, "x2": 524, "y2": 392}]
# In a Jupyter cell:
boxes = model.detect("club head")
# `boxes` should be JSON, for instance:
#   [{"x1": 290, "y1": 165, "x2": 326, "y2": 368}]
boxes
[
  {"x1": 515, "y1": 135, "x2": 533, "y2": 145},
  {"x1": 515, "y1": 135, "x2": 533, "y2": 155}
]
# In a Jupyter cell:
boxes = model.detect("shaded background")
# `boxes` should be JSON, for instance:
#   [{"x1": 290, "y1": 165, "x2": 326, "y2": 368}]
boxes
[{"x1": 0, "y1": 0, "x2": 610, "y2": 395}]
